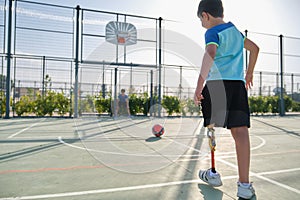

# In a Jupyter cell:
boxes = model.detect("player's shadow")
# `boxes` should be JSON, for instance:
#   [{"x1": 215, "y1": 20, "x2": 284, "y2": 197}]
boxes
[
  {"x1": 145, "y1": 136, "x2": 161, "y2": 142},
  {"x1": 198, "y1": 184, "x2": 223, "y2": 200},
  {"x1": 198, "y1": 184, "x2": 257, "y2": 200},
  {"x1": 238, "y1": 195, "x2": 257, "y2": 200}
]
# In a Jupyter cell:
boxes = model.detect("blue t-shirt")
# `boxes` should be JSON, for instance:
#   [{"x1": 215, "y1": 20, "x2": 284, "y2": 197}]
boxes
[
  {"x1": 118, "y1": 94, "x2": 128, "y2": 103},
  {"x1": 205, "y1": 22, "x2": 245, "y2": 82}
]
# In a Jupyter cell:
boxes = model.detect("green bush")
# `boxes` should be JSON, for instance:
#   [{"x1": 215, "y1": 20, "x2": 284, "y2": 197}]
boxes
[
  {"x1": 15, "y1": 95, "x2": 34, "y2": 116},
  {"x1": 33, "y1": 92, "x2": 56, "y2": 116},
  {"x1": 292, "y1": 101, "x2": 300, "y2": 112},
  {"x1": 185, "y1": 98, "x2": 201, "y2": 115},
  {"x1": 249, "y1": 95, "x2": 293, "y2": 114},
  {"x1": 13, "y1": 91, "x2": 70, "y2": 117},
  {"x1": 95, "y1": 97, "x2": 112, "y2": 114},
  {"x1": 141, "y1": 93, "x2": 151, "y2": 116},
  {"x1": 284, "y1": 95, "x2": 293, "y2": 112},
  {"x1": 33, "y1": 93, "x2": 46, "y2": 116},
  {"x1": 162, "y1": 95, "x2": 181, "y2": 116},
  {"x1": 129, "y1": 93, "x2": 144, "y2": 115},
  {"x1": 0, "y1": 91, "x2": 5, "y2": 117},
  {"x1": 249, "y1": 96, "x2": 269, "y2": 114},
  {"x1": 266, "y1": 95, "x2": 279, "y2": 113},
  {"x1": 248, "y1": 96, "x2": 258, "y2": 114},
  {"x1": 55, "y1": 92, "x2": 70, "y2": 116},
  {"x1": 2, "y1": 74, "x2": 70, "y2": 117},
  {"x1": 92, "y1": 93, "x2": 300, "y2": 116},
  {"x1": 80, "y1": 95, "x2": 95, "y2": 114}
]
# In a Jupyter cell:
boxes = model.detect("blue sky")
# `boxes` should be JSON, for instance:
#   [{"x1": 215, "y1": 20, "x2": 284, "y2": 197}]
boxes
[
  {"x1": 28, "y1": 0, "x2": 300, "y2": 70},
  {"x1": 29, "y1": 0, "x2": 300, "y2": 38}
]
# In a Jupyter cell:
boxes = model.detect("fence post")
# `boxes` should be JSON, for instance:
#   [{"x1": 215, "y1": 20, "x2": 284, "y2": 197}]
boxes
[
  {"x1": 42, "y1": 56, "x2": 46, "y2": 97},
  {"x1": 259, "y1": 71, "x2": 262, "y2": 96},
  {"x1": 291, "y1": 73, "x2": 294, "y2": 100},
  {"x1": 102, "y1": 62, "x2": 105, "y2": 98},
  {"x1": 179, "y1": 66, "x2": 182, "y2": 100},
  {"x1": 150, "y1": 70, "x2": 153, "y2": 116},
  {"x1": 5, "y1": 0, "x2": 13, "y2": 119},
  {"x1": 158, "y1": 17, "x2": 162, "y2": 117},
  {"x1": 114, "y1": 68, "x2": 118, "y2": 117},
  {"x1": 279, "y1": 34, "x2": 285, "y2": 116},
  {"x1": 74, "y1": 5, "x2": 80, "y2": 118},
  {"x1": 130, "y1": 63, "x2": 133, "y2": 94}
]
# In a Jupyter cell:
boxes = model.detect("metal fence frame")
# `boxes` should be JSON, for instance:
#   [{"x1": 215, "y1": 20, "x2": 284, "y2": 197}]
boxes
[
  {"x1": 1, "y1": 0, "x2": 163, "y2": 118},
  {"x1": 1, "y1": 0, "x2": 300, "y2": 118}
]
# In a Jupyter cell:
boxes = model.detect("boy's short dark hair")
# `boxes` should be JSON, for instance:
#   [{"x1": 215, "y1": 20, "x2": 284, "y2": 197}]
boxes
[{"x1": 197, "y1": 0, "x2": 223, "y2": 18}]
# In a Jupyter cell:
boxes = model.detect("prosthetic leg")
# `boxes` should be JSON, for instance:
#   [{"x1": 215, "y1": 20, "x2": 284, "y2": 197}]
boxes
[
  {"x1": 198, "y1": 123, "x2": 222, "y2": 186},
  {"x1": 207, "y1": 124, "x2": 216, "y2": 173}
]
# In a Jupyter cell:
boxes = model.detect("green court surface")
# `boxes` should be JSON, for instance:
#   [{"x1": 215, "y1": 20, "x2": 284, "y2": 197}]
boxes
[{"x1": 0, "y1": 116, "x2": 299, "y2": 200}]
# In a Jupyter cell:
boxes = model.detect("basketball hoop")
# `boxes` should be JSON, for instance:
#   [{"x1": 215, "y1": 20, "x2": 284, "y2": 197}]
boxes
[{"x1": 105, "y1": 21, "x2": 137, "y2": 46}]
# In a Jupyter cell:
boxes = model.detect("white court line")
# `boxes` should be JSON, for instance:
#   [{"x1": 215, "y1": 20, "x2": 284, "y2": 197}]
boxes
[
  {"x1": 217, "y1": 158, "x2": 300, "y2": 195},
  {"x1": 2, "y1": 124, "x2": 299, "y2": 199},
  {"x1": 58, "y1": 132, "x2": 300, "y2": 196},
  {"x1": 166, "y1": 130, "x2": 300, "y2": 195},
  {"x1": 214, "y1": 134, "x2": 266, "y2": 156},
  {"x1": 58, "y1": 132, "x2": 266, "y2": 158},
  {"x1": 7, "y1": 118, "x2": 46, "y2": 139},
  {"x1": 257, "y1": 168, "x2": 300, "y2": 176},
  {"x1": 58, "y1": 137, "x2": 207, "y2": 158},
  {"x1": 1, "y1": 168, "x2": 299, "y2": 200},
  {"x1": 0, "y1": 179, "x2": 201, "y2": 200}
]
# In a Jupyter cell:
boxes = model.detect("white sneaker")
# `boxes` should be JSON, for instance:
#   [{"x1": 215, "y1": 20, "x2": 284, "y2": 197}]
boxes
[
  {"x1": 237, "y1": 182, "x2": 255, "y2": 199},
  {"x1": 199, "y1": 168, "x2": 223, "y2": 187}
]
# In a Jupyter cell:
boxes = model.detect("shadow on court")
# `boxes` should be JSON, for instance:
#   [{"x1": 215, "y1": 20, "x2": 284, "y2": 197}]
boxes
[
  {"x1": 145, "y1": 136, "x2": 161, "y2": 142},
  {"x1": 198, "y1": 184, "x2": 223, "y2": 200},
  {"x1": 0, "y1": 116, "x2": 299, "y2": 199}
]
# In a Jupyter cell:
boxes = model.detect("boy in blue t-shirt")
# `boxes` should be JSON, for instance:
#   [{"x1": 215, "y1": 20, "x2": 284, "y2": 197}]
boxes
[
  {"x1": 117, "y1": 89, "x2": 130, "y2": 116},
  {"x1": 194, "y1": 0, "x2": 259, "y2": 199}
]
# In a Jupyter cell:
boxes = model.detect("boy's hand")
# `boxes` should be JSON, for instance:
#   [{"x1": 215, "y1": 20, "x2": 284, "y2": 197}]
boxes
[
  {"x1": 245, "y1": 72, "x2": 253, "y2": 90},
  {"x1": 194, "y1": 89, "x2": 204, "y2": 106}
]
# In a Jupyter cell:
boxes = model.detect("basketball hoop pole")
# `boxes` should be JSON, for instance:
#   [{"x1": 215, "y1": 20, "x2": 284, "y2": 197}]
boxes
[
  {"x1": 114, "y1": 68, "x2": 118, "y2": 117},
  {"x1": 116, "y1": 15, "x2": 119, "y2": 64}
]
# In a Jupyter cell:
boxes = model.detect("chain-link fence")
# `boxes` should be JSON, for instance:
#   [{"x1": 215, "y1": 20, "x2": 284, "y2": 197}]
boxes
[{"x1": 1, "y1": 0, "x2": 300, "y2": 118}]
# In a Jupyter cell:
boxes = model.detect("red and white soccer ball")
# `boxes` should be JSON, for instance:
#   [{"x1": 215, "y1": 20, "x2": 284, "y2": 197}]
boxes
[{"x1": 152, "y1": 124, "x2": 165, "y2": 137}]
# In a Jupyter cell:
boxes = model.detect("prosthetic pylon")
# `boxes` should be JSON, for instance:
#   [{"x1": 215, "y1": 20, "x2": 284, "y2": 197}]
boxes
[{"x1": 207, "y1": 124, "x2": 216, "y2": 173}]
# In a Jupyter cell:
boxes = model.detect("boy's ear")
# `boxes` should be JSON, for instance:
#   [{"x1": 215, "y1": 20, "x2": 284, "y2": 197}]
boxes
[
  {"x1": 202, "y1": 12, "x2": 209, "y2": 20},
  {"x1": 201, "y1": 12, "x2": 208, "y2": 20}
]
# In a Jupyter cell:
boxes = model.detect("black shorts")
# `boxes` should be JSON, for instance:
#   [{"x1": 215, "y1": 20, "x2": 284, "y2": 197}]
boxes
[{"x1": 201, "y1": 80, "x2": 250, "y2": 129}]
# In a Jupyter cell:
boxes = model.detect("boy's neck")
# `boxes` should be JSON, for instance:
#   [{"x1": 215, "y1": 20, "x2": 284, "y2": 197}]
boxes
[{"x1": 208, "y1": 18, "x2": 225, "y2": 28}]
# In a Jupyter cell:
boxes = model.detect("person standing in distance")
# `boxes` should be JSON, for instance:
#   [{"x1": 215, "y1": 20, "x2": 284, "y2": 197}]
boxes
[{"x1": 117, "y1": 89, "x2": 131, "y2": 117}]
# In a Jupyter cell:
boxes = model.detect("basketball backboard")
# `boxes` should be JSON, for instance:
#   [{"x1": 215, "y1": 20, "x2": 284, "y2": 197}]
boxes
[{"x1": 105, "y1": 21, "x2": 137, "y2": 46}]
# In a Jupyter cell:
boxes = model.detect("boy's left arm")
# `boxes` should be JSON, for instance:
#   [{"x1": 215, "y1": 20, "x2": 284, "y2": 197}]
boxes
[
  {"x1": 194, "y1": 44, "x2": 217, "y2": 105},
  {"x1": 244, "y1": 38, "x2": 259, "y2": 90}
]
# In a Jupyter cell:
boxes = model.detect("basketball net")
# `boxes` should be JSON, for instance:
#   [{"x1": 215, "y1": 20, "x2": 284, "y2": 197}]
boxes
[{"x1": 118, "y1": 37, "x2": 125, "y2": 44}]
